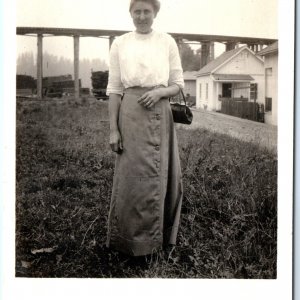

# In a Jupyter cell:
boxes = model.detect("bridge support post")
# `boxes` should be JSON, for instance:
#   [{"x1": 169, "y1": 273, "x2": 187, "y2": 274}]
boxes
[
  {"x1": 248, "y1": 44, "x2": 254, "y2": 51},
  {"x1": 73, "y1": 35, "x2": 80, "y2": 100},
  {"x1": 200, "y1": 42, "x2": 208, "y2": 69},
  {"x1": 209, "y1": 42, "x2": 215, "y2": 62},
  {"x1": 258, "y1": 44, "x2": 263, "y2": 52},
  {"x1": 37, "y1": 34, "x2": 43, "y2": 99},
  {"x1": 109, "y1": 36, "x2": 115, "y2": 49},
  {"x1": 200, "y1": 42, "x2": 214, "y2": 69},
  {"x1": 225, "y1": 42, "x2": 236, "y2": 52}
]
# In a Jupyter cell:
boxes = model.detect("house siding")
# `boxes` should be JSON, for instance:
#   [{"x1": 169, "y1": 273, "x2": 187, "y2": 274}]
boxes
[
  {"x1": 196, "y1": 76, "x2": 213, "y2": 110},
  {"x1": 217, "y1": 50, "x2": 264, "y2": 75},
  {"x1": 263, "y1": 53, "x2": 278, "y2": 126},
  {"x1": 183, "y1": 80, "x2": 196, "y2": 97}
]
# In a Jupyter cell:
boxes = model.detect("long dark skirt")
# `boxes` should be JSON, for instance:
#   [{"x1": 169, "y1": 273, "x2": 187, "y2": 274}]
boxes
[{"x1": 106, "y1": 87, "x2": 183, "y2": 256}]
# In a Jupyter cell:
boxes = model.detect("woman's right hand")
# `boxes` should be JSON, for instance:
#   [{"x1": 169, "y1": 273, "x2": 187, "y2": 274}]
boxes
[{"x1": 109, "y1": 130, "x2": 123, "y2": 154}]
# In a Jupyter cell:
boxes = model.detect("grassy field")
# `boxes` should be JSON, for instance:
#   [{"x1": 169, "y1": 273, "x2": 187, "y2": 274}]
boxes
[{"x1": 16, "y1": 97, "x2": 277, "y2": 278}]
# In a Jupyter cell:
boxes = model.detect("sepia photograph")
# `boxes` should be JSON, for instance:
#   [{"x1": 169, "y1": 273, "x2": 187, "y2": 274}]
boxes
[{"x1": 1, "y1": 0, "x2": 295, "y2": 299}]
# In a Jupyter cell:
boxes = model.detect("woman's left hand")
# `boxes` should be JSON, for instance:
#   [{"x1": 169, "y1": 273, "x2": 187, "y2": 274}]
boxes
[{"x1": 137, "y1": 89, "x2": 161, "y2": 109}]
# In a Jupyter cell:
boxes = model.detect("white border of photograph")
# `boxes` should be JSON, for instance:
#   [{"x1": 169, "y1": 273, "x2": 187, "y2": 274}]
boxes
[{"x1": 1, "y1": 0, "x2": 294, "y2": 299}]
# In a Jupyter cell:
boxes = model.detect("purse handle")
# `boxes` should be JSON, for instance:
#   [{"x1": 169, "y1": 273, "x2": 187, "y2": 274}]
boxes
[
  {"x1": 170, "y1": 88, "x2": 187, "y2": 106},
  {"x1": 179, "y1": 89, "x2": 187, "y2": 106}
]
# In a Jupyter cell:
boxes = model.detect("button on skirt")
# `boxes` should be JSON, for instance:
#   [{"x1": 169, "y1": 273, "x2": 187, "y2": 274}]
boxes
[{"x1": 106, "y1": 87, "x2": 183, "y2": 256}]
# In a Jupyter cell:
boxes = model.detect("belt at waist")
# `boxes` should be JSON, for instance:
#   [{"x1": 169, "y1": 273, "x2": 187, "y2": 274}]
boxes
[{"x1": 124, "y1": 85, "x2": 166, "y2": 96}]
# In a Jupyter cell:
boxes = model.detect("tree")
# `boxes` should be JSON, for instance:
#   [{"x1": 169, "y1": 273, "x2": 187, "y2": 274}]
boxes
[
  {"x1": 17, "y1": 52, "x2": 35, "y2": 76},
  {"x1": 180, "y1": 43, "x2": 201, "y2": 71}
]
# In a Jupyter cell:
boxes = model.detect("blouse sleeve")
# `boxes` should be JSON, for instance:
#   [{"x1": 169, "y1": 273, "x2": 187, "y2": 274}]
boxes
[
  {"x1": 168, "y1": 37, "x2": 184, "y2": 89},
  {"x1": 106, "y1": 38, "x2": 124, "y2": 96}
]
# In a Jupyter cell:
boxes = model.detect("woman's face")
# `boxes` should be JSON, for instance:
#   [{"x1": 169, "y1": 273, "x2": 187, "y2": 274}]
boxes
[{"x1": 130, "y1": 1, "x2": 156, "y2": 34}]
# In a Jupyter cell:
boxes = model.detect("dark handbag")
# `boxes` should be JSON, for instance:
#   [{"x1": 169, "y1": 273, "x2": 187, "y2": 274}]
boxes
[{"x1": 170, "y1": 89, "x2": 193, "y2": 125}]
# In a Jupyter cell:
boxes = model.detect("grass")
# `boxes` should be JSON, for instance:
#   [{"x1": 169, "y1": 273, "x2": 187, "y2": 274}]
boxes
[{"x1": 15, "y1": 97, "x2": 277, "y2": 278}]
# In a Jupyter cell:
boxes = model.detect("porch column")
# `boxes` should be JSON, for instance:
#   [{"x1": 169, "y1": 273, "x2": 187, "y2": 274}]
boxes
[
  {"x1": 37, "y1": 34, "x2": 43, "y2": 99},
  {"x1": 73, "y1": 35, "x2": 80, "y2": 100},
  {"x1": 215, "y1": 82, "x2": 220, "y2": 111}
]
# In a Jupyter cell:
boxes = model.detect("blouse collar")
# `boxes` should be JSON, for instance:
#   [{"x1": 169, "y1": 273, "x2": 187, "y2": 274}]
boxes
[{"x1": 134, "y1": 29, "x2": 155, "y2": 39}]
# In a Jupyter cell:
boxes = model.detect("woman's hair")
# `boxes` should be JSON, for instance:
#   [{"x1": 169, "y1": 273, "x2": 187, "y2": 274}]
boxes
[{"x1": 129, "y1": 0, "x2": 161, "y2": 14}]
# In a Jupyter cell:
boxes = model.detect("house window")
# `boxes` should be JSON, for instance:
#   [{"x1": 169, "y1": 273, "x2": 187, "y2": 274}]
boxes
[
  {"x1": 250, "y1": 83, "x2": 257, "y2": 100},
  {"x1": 199, "y1": 83, "x2": 202, "y2": 99},
  {"x1": 222, "y1": 83, "x2": 232, "y2": 98},
  {"x1": 265, "y1": 97, "x2": 272, "y2": 112},
  {"x1": 206, "y1": 83, "x2": 208, "y2": 99}
]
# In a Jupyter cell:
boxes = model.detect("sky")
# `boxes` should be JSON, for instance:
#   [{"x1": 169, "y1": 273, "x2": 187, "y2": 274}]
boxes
[{"x1": 16, "y1": 0, "x2": 278, "y2": 62}]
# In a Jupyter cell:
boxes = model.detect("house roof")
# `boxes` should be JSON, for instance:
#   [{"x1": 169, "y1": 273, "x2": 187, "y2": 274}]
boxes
[
  {"x1": 197, "y1": 46, "x2": 246, "y2": 76},
  {"x1": 197, "y1": 46, "x2": 264, "y2": 77},
  {"x1": 212, "y1": 74, "x2": 254, "y2": 82},
  {"x1": 183, "y1": 71, "x2": 198, "y2": 81},
  {"x1": 257, "y1": 41, "x2": 278, "y2": 56}
]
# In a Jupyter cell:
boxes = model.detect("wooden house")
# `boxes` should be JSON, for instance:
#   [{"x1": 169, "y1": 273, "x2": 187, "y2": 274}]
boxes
[
  {"x1": 257, "y1": 42, "x2": 278, "y2": 126},
  {"x1": 183, "y1": 71, "x2": 197, "y2": 97},
  {"x1": 183, "y1": 71, "x2": 197, "y2": 106},
  {"x1": 196, "y1": 46, "x2": 265, "y2": 115}
]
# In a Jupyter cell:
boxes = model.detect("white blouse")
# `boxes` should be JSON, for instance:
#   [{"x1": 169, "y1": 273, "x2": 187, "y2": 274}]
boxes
[{"x1": 106, "y1": 30, "x2": 184, "y2": 95}]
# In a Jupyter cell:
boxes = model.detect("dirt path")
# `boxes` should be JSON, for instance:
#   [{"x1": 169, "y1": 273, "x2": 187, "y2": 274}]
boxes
[{"x1": 178, "y1": 108, "x2": 277, "y2": 153}]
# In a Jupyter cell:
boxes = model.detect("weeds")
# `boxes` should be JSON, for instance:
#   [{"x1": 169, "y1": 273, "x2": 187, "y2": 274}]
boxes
[{"x1": 16, "y1": 98, "x2": 277, "y2": 278}]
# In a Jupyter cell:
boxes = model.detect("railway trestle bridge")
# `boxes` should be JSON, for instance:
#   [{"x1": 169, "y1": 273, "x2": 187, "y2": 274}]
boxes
[{"x1": 17, "y1": 26, "x2": 277, "y2": 99}]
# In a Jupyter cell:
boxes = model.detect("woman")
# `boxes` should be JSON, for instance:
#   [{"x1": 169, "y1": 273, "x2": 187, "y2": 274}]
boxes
[{"x1": 106, "y1": 0, "x2": 184, "y2": 256}]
